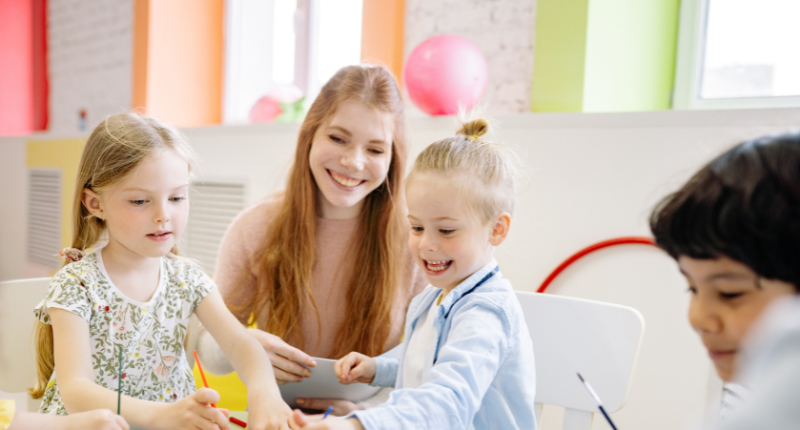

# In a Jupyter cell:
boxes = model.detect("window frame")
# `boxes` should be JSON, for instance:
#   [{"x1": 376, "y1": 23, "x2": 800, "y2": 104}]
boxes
[{"x1": 673, "y1": 0, "x2": 800, "y2": 110}]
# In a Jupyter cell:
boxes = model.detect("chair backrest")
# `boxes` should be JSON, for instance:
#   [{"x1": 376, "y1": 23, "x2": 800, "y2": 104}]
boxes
[
  {"x1": 516, "y1": 291, "x2": 645, "y2": 430},
  {"x1": 0, "y1": 278, "x2": 51, "y2": 394}
]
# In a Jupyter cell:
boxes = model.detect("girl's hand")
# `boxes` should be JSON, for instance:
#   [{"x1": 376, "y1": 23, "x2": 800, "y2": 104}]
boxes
[
  {"x1": 160, "y1": 388, "x2": 230, "y2": 430},
  {"x1": 247, "y1": 329, "x2": 316, "y2": 384},
  {"x1": 294, "y1": 399, "x2": 361, "y2": 416},
  {"x1": 247, "y1": 390, "x2": 293, "y2": 430},
  {"x1": 290, "y1": 410, "x2": 362, "y2": 430},
  {"x1": 334, "y1": 353, "x2": 375, "y2": 385},
  {"x1": 63, "y1": 409, "x2": 130, "y2": 430}
]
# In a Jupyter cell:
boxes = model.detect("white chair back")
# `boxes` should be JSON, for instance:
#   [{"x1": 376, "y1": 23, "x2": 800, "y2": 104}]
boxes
[
  {"x1": 0, "y1": 277, "x2": 51, "y2": 410},
  {"x1": 516, "y1": 291, "x2": 645, "y2": 430}
]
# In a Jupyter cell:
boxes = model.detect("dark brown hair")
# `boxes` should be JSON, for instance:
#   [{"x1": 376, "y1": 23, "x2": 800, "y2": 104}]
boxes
[{"x1": 650, "y1": 133, "x2": 800, "y2": 291}]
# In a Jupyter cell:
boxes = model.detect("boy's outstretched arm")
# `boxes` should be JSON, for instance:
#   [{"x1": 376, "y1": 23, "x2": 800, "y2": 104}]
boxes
[
  {"x1": 290, "y1": 410, "x2": 364, "y2": 430},
  {"x1": 347, "y1": 304, "x2": 509, "y2": 430},
  {"x1": 334, "y1": 352, "x2": 376, "y2": 385},
  {"x1": 196, "y1": 288, "x2": 293, "y2": 430}
]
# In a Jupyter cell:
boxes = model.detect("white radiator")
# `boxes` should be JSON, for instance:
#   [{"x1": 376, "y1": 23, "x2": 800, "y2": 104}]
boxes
[
  {"x1": 181, "y1": 180, "x2": 247, "y2": 277},
  {"x1": 27, "y1": 169, "x2": 62, "y2": 269}
]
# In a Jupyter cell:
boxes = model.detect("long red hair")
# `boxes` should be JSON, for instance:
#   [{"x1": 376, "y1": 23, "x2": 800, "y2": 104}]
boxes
[{"x1": 234, "y1": 65, "x2": 408, "y2": 358}]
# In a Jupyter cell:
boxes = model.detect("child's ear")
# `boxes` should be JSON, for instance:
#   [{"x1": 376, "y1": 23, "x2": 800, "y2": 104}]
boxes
[
  {"x1": 489, "y1": 212, "x2": 511, "y2": 246},
  {"x1": 81, "y1": 188, "x2": 104, "y2": 220}
]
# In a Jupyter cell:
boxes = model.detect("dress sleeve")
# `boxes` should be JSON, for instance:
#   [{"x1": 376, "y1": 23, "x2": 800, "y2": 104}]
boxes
[
  {"x1": 184, "y1": 263, "x2": 217, "y2": 315},
  {"x1": 33, "y1": 263, "x2": 93, "y2": 324}
]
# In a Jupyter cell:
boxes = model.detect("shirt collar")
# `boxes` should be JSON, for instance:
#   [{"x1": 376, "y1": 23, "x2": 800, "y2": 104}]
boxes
[{"x1": 437, "y1": 259, "x2": 500, "y2": 318}]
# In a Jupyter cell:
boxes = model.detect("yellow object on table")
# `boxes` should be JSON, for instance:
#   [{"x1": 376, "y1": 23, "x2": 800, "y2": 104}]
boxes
[
  {"x1": 0, "y1": 400, "x2": 16, "y2": 430},
  {"x1": 192, "y1": 364, "x2": 248, "y2": 410}
]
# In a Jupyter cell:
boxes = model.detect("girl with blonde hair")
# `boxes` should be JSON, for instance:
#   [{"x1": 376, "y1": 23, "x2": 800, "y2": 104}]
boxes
[
  {"x1": 293, "y1": 118, "x2": 537, "y2": 430},
  {"x1": 196, "y1": 65, "x2": 426, "y2": 413},
  {"x1": 31, "y1": 113, "x2": 292, "y2": 429}
]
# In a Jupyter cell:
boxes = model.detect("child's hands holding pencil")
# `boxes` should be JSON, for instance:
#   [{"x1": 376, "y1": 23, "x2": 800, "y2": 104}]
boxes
[{"x1": 159, "y1": 387, "x2": 231, "y2": 430}]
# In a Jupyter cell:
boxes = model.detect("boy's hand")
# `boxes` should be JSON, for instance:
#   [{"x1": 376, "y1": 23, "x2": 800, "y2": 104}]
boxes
[
  {"x1": 294, "y1": 399, "x2": 361, "y2": 416},
  {"x1": 290, "y1": 410, "x2": 361, "y2": 430},
  {"x1": 63, "y1": 409, "x2": 130, "y2": 430},
  {"x1": 161, "y1": 387, "x2": 230, "y2": 430},
  {"x1": 334, "y1": 353, "x2": 376, "y2": 385},
  {"x1": 247, "y1": 389, "x2": 293, "y2": 430}
]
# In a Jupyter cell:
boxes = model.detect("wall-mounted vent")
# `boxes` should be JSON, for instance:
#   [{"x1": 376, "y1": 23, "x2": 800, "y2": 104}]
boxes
[
  {"x1": 28, "y1": 169, "x2": 62, "y2": 269},
  {"x1": 182, "y1": 181, "x2": 247, "y2": 277}
]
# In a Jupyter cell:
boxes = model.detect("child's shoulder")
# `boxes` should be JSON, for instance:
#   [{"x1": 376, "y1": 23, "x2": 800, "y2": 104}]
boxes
[
  {"x1": 459, "y1": 278, "x2": 522, "y2": 320},
  {"x1": 52, "y1": 252, "x2": 101, "y2": 280},
  {"x1": 162, "y1": 256, "x2": 207, "y2": 281}
]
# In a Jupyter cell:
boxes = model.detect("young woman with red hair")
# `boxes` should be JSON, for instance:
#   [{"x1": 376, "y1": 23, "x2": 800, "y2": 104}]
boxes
[{"x1": 197, "y1": 65, "x2": 426, "y2": 414}]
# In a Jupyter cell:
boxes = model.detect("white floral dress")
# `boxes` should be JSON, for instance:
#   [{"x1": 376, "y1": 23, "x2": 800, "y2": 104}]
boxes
[{"x1": 34, "y1": 250, "x2": 215, "y2": 415}]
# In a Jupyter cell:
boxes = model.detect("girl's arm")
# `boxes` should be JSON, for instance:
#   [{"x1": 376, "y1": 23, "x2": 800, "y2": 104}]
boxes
[
  {"x1": 50, "y1": 308, "x2": 229, "y2": 430},
  {"x1": 195, "y1": 289, "x2": 293, "y2": 430},
  {"x1": 9, "y1": 409, "x2": 129, "y2": 430}
]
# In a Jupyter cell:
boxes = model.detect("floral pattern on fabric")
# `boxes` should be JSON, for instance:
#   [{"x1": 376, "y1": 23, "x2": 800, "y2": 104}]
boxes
[{"x1": 33, "y1": 251, "x2": 215, "y2": 415}]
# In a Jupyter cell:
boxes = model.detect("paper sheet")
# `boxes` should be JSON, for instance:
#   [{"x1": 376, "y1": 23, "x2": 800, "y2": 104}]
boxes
[{"x1": 279, "y1": 358, "x2": 381, "y2": 407}]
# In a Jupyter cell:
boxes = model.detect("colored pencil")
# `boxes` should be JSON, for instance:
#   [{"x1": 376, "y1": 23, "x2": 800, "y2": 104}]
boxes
[
  {"x1": 577, "y1": 373, "x2": 618, "y2": 430},
  {"x1": 323, "y1": 406, "x2": 334, "y2": 419},
  {"x1": 192, "y1": 350, "x2": 216, "y2": 408},
  {"x1": 230, "y1": 416, "x2": 247, "y2": 428},
  {"x1": 117, "y1": 345, "x2": 123, "y2": 415},
  {"x1": 194, "y1": 350, "x2": 249, "y2": 428}
]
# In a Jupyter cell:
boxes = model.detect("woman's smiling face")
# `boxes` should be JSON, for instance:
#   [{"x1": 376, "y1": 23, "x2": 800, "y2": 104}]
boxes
[
  {"x1": 680, "y1": 255, "x2": 795, "y2": 381},
  {"x1": 308, "y1": 100, "x2": 394, "y2": 219}
]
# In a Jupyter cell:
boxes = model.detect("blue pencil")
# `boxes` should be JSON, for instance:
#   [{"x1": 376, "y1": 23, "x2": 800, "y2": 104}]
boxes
[
  {"x1": 322, "y1": 406, "x2": 334, "y2": 419},
  {"x1": 577, "y1": 373, "x2": 618, "y2": 430}
]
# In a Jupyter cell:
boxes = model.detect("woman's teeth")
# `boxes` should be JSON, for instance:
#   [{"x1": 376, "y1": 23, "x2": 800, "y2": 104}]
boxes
[
  {"x1": 330, "y1": 170, "x2": 362, "y2": 188},
  {"x1": 425, "y1": 260, "x2": 451, "y2": 271}
]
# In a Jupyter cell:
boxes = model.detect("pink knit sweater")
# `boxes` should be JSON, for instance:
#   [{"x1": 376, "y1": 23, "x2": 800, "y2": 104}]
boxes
[{"x1": 215, "y1": 194, "x2": 428, "y2": 358}]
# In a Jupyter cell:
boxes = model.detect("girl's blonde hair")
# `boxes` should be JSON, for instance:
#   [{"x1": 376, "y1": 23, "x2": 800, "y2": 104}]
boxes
[
  {"x1": 30, "y1": 112, "x2": 196, "y2": 399},
  {"x1": 408, "y1": 118, "x2": 517, "y2": 223},
  {"x1": 231, "y1": 65, "x2": 409, "y2": 359}
]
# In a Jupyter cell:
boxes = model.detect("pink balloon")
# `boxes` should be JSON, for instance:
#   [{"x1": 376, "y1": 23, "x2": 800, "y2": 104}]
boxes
[
  {"x1": 249, "y1": 84, "x2": 304, "y2": 124},
  {"x1": 249, "y1": 96, "x2": 283, "y2": 123},
  {"x1": 403, "y1": 35, "x2": 488, "y2": 116}
]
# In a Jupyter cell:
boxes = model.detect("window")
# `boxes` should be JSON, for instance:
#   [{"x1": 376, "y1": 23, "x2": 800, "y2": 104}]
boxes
[
  {"x1": 674, "y1": 0, "x2": 800, "y2": 109},
  {"x1": 223, "y1": 0, "x2": 362, "y2": 123}
]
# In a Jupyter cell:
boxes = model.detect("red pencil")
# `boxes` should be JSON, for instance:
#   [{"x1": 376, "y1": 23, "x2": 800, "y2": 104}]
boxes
[
  {"x1": 192, "y1": 350, "x2": 217, "y2": 408},
  {"x1": 192, "y1": 350, "x2": 249, "y2": 428},
  {"x1": 230, "y1": 416, "x2": 247, "y2": 428}
]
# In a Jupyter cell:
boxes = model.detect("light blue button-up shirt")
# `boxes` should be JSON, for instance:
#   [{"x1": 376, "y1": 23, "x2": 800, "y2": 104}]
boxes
[{"x1": 351, "y1": 259, "x2": 537, "y2": 430}]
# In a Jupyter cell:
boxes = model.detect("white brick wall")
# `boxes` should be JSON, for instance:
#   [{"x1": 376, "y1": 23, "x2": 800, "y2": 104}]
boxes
[
  {"x1": 48, "y1": 0, "x2": 133, "y2": 132},
  {"x1": 404, "y1": 0, "x2": 536, "y2": 115}
]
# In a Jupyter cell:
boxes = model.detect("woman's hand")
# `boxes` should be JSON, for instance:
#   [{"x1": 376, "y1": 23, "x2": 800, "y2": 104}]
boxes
[
  {"x1": 159, "y1": 388, "x2": 230, "y2": 430},
  {"x1": 334, "y1": 353, "x2": 375, "y2": 385},
  {"x1": 294, "y1": 399, "x2": 361, "y2": 416},
  {"x1": 248, "y1": 329, "x2": 316, "y2": 384},
  {"x1": 289, "y1": 410, "x2": 362, "y2": 430},
  {"x1": 247, "y1": 389, "x2": 293, "y2": 430}
]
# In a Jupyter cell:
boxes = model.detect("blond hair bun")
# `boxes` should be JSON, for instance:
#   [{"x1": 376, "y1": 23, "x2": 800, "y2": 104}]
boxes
[{"x1": 457, "y1": 118, "x2": 489, "y2": 141}]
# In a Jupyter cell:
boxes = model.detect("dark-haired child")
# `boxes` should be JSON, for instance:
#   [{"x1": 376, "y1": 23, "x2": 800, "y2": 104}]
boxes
[{"x1": 650, "y1": 132, "x2": 800, "y2": 429}]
